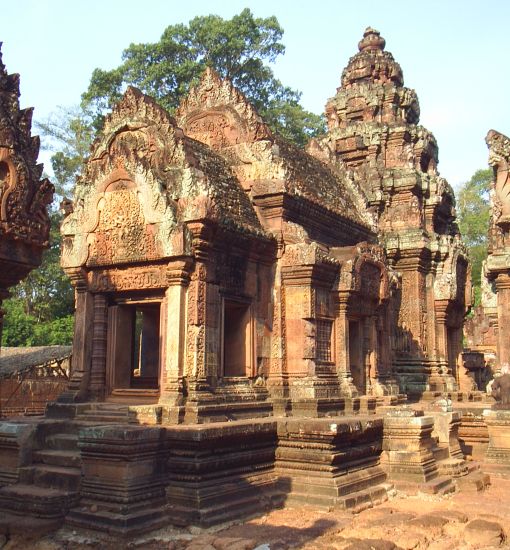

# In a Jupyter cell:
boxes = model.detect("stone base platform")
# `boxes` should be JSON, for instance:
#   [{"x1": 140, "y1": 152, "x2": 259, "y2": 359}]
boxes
[
  {"x1": 275, "y1": 417, "x2": 392, "y2": 510},
  {"x1": 164, "y1": 419, "x2": 282, "y2": 527}
]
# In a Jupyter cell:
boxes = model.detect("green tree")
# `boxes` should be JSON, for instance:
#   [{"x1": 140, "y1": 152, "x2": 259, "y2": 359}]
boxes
[
  {"x1": 36, "y1": 106, "x2": 95, "y2": 199},
  {"x1": 457, "y1": 168, "x2": 492, "y2": 303},
  {"x1": 2, "y1": 210, "x2": 75, "y2": 347},
  {"x1": 82, "y1": 9, "x2": 325, "y2": 147}
]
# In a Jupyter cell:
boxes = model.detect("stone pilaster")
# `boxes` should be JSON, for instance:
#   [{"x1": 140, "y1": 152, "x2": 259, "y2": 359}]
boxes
[
  {"x1": 495, "y1": 273, "x2": 510, "y2": 370},
  {"x1": 333, "y1": 296, "x2": 358, "y2": 397},
  {"x1": 159, "y1": 260, "x2": 191, "y2": 416},
  {"x1": 89, "y1": 294, "x2": 108, "y2": 400},
  {"x1": 0, "y1": 289, "x2": 8, "y2": 351},
  {"x1": 58, "y1": 269, "x2": 94, "y2": 403}
]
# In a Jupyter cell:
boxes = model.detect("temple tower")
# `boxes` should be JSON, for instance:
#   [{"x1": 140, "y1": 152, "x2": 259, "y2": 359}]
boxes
[{"x1": 310, "y1": 28, "x2": 470, "y2": 397}]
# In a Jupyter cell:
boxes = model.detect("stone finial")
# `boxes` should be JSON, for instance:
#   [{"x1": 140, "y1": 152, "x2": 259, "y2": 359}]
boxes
[{"x1": 358, "y1": 27, "x2": 386, "y2": 52}]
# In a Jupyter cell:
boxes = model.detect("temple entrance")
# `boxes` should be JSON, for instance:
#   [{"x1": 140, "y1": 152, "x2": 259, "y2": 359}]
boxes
[
  {"x1": 222, "y1": 299, "x2": 253, "y2": 377},
  {"x1": 349, "y1": 320, "x2": 365, "y2": 393},
  {"x1": 106, "y1": 300, "x2": 161, "y2": 396},
  {"x1": 447, "y1": 326, "x2": 461, "y2": 381}
]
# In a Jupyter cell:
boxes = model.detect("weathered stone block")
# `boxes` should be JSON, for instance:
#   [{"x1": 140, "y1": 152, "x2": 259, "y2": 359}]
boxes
[
  {"x1": 483, "y1": 408, "x2": 510, "y2": 477},
  {"x1": 381, "y1": 409, "x2": 442, "y2": 486},
  {"x1": 0, "y1": 422, "x2": 36, "y2": 486}
]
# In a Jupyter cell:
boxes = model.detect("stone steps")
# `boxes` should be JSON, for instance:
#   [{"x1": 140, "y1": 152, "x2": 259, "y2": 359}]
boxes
[
  {"x1": 46, "y1": 433, "x2": 79, "y2": 452},
  {"x1": 437, "y1": 457, "x2": 469, "y2": 478},
  {"x1": 394, "y1": 475, "x2": 456, "y2": 496},
  {"x1": 432, "y1": 444, "x2": 450, "y2": 462},
  {"x1": 31, "y1": 464, "x2": 82, "y2": 492},
  {"x1": 34, "y1": 449, "x2": 82, "y2": 469},
  {"x1": 66, "y1": 502, "x2": 168, "y2": 535},
  {"x1": 78, "y1": 414, "x2": 130, "y2": 423},
  {"x1": 0, "y1": 483, "x2": 78, "y2": 520},
  {"x1": 77, "y1": 405, "x2": 131, "y2": 424}
]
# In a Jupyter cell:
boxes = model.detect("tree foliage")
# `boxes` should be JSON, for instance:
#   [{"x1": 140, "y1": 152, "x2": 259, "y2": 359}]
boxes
[
  {"x1": 1, "y1": 210, "x2": 75, "y2": 347},
  {"x1": 36, "y1": 106, "x2": 95, "y2": 199},
  {"x1": 82, "y1": 9, "x2": 325, "y2": 147},
  {"x1": 457, "y1": 168, "x2": 492, "y2": 300}
]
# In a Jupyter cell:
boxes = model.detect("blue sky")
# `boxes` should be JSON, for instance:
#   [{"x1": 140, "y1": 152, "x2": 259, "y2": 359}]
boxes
[{"x1": 2, "y1": 0, "x2": 510, "y2": 190}]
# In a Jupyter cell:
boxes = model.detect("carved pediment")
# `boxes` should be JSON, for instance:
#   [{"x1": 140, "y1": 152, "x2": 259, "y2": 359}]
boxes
[
  {"x1": 338, "y1": 242, "x2": 390, "y2": 301},
  {"x1": 176, "y1": 67, "x2": 272, "y2": 149},
  {"x1": 0, "y1": 45, "x2": 53, "y2": 249},
  {"x1": 62, "y1": 86, "x2": 265, "y2": 271}
]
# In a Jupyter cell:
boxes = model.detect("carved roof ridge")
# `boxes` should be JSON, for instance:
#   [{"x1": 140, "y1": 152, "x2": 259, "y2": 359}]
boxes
[
  {"x1": 176, "y1": 66, "x2": 273, "y2": 143},
  {"x1": 101, "y1": 85, "x2": 179, "y2": 135}
]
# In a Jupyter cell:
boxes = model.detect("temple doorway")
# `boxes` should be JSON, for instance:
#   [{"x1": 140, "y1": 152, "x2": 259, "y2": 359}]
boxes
[
  {"x1": 222, "y1": 299, "x2": 253, "y2": 377},
  {"x1": 447, "y1": 326, "x2": 461, "y2": 381},
  {"x1": 349, "y1": 320, "x2": 365, "y2": 393},
  {"x1": 107, "y1": 300, "x2": 161, "y2": 396}
]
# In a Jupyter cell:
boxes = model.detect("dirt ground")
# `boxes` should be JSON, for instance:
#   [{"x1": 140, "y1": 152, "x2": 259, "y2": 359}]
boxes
[{"x1": 2, "y1": 478, "x2": 510, "y2": 550}]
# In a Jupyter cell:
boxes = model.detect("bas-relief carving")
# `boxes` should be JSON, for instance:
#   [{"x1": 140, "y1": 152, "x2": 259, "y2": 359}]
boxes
[
  {"x1": 433, "y1": 246, "x2": 469, "y2": 304},
  {"x1": 88, "y1": 266, "x2": 167, "y2": 292},
  {"x1": 61, "y1": 125, "x2": 181, "y2": 269},
  {"x1": 176, "y1": 67, "x2": 272, "y2": 148}
]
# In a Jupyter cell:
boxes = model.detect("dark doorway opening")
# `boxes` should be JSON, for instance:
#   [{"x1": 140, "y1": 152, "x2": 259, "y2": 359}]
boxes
[
  {"x1": 223, "y1": 300, "x2": 252, "y2": 377},
  {"x1": 349, "y1": 320, "x2": 365, "y2": 393},
  {"x1": 108, "y1": 302, "x2": 161, "y2": 392},
  {"x1": 131, "y1": 305, "x2": 160, "y2": 389}
]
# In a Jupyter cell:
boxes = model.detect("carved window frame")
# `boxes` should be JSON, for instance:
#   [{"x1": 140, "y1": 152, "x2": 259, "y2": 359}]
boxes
[{"x1": 316, "y1": 317, "x2": 335, "y2": 364}]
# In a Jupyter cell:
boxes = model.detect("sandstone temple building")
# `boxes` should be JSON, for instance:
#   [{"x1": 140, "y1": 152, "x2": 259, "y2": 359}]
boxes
[
  {"x1": 57, "y1": 27, "x2": 470, "y2": 421},
  {"x1": 1, "y1": 29, "x2": 491, "y2": 535}
]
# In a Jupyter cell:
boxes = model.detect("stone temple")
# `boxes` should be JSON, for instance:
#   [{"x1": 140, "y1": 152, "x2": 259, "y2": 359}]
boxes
[
  {"x1": 2, "y1": 29, "x2": 506, "y2": 537},
  {"x1": 57, "y1": 27, "x2": 470, "y2": 420}
]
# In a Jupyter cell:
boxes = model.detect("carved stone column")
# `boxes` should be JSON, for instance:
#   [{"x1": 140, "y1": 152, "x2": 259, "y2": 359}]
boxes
[
  {"x1": 495, "y1": 273, "x2": 510, "y2": 370},
  {"x1": 159, "y1": 260, "x2": 191, "y2": 409},
  {"x1": 183, "y1": 222, "x2": 216, "y2": 418},
  {"x1": 434, "y1": 300, "x2": 448, "y2": 365},
  {"x1": 89, "y1": 294, "x2": 108, "y2": 400},
  {"x1": 333, "y1": 296, "x2": 358, "y2": 397},
  {"x1": 58, "y1": 269, "x2": 94, "y2": 402}
]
